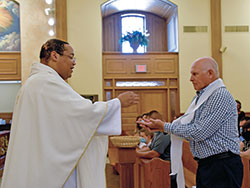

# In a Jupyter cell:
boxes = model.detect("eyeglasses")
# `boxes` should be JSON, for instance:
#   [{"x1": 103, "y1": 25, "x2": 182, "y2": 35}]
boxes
[{"x1": 62, "y1": 54, "x2": 76, "y2": 62}]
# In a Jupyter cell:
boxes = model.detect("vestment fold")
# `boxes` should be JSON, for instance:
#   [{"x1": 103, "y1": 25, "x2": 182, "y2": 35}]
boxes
[{"x1": 1, "y1": 63, "x2": 121, "y2": 188}]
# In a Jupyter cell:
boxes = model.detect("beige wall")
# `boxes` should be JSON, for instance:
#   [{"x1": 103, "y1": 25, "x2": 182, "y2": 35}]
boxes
[
  {"x1": 18, "y1": 0, "x2": 53, "y2": 82},
  {"x1": 67, "y1": 0, "x2": 104, "y2": 98},
  {"x1": 221, "y1": 0, "x2": 250, "y2": 112},
  {"x1": 67, "y1": 0, "x2": 212, "y2": 111},
  {"x1": 3, "y1": 0, "x2": 249, "y2": 113},
  {"x1": 67, "y1": 0, "x2": 250, "y2": 113},
  {"x1": 172, "y1": 0, "x2": 211, "y2": 112}
]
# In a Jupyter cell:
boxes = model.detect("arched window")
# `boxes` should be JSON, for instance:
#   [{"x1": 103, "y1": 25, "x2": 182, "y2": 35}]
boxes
[{"x1": 121, "y1": 13, "x2": 146, "y2": 53}]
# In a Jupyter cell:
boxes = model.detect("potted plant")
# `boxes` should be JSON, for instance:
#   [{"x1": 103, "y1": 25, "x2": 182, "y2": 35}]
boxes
[{"x1": 120, "y1": 30, "x2": 149, "y2": 53}]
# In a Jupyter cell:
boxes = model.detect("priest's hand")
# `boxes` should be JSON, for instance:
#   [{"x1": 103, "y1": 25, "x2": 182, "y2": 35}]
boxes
[
  {"x1": 117, "y1": 91, "x2": 139, "y2": 107},
  {"x1": 137, "y1": 118, "x2": 165, "y2": 132}
]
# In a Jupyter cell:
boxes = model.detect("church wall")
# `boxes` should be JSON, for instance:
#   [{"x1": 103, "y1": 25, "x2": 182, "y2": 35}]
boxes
[
  {"x1": 17, "y1": 0, "x2": 53, "y2": 82},
  {"x1": 1, "y1": 0, "x2": 250, "y2": 113},
  {"x1": 68, "y1": 0, "x2": 250, "y2": 112},
  {"x1": 67, "y1": 0, "x2": 103, "y2": 99},
  {"x1": 67, "y1": 0, "x2": 212, "y2": 111},
  {"x1": 221, "y1": 0, "x2": 250, "y2": 112},
  {"x1": 171, "y1": 0, "x2": 211, "y2": 112}
]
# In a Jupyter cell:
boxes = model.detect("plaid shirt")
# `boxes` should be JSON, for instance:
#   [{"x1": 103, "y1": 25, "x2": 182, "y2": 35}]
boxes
[{"x1": 164, "y1": 86, "x2": 240, "y2": 159}]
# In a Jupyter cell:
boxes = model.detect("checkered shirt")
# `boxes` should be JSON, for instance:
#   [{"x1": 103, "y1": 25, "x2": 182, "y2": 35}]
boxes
[{"x1": 164, "y1": 87, "x2": 240, "y2": 159}]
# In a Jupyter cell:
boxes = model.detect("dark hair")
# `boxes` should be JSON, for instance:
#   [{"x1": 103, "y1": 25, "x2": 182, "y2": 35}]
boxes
[
  {"x1": 235, "y1": 100, "x2": 241, "y2": 109},
  {"x1": 138, "y1": 128, "x2": 154, "y2": 138},
  {"x1": 142, "y1": 112, "x2": 150, "y2": 119},
  {"x1": 242, "y1": 120, "x2": 250, "y2": 141},
  {"x1": 39, "y1": 39, "x2": 69, "y2": 60},
  {"x1": 148, "y1": 110, "x2": 163, "y2": 120},
  {"x1": 241, "y1": 116, "x2": 250, "y2": 121},
  {"x1": 136, "y1": 115, "x2": 143, "y2": 130}
]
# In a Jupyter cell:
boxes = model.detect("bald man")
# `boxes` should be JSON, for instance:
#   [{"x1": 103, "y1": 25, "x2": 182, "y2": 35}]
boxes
[{"x1": 140, "y1": 57, "x2": 243, "y2": 188}]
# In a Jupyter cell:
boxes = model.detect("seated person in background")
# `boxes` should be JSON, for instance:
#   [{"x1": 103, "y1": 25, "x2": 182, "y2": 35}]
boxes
[
  {"x1": 239, "y1": 116, "x2": 250, "y2": 136},
  {"x1": 136, "y1": 115, "x2": 143, "y2": 131},
  {"x1": 134, "y1": 112, "x2": 149, "y2": 133},
  {"x1": 240, "y1": 120, "x2": 250, "y2": 159},
  {"x1": 136, "y1": 110, "x2": 171, "y2": 161},
  {"x1": 236, "y1": 100, "x2": 245, "y2": 135},
  {"x1": 142, "y1": 112, "x2": 150, "y2": 121},
  {"x1": 240, "y1": 120, "x2": 250, "y2": 152},
  {"x1": 137, "y1": 128, "x2": 154, "y2": 150}
]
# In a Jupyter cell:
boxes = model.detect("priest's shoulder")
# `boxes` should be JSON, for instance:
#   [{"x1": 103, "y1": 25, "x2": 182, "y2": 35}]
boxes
[{"x1": 24, "y1": 72, "x2": 61, "y2": 92}]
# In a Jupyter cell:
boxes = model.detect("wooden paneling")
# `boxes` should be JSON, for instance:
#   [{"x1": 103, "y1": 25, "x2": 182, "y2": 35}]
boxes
[
  {"x1": 140, "y1": 90, "x2": 167, "y2": 120},
  {"x1": 154, "y1": 56, "x2": 176, "y2": 74},
  {"x1": 146, "y1": 13, "x2": 167, "y2": 51},
  {"x1": 0, "y1": 113, "x2": 12, "y2": 124},
  {"x1": 117, "y1": 89, "x2": 168, "y2": 134},
  {"x1": 55, "y1": 0, "x2": 67, "y2": 41},
  {"x1": 0, "y1": 52, "x2": 21, "y2": 80},
  {"x1": 105, "y1": 57, "x2": 128, "y2": 74},
  {"x1": 103, "y1": 52, "x2": 178, "y2": 78},
  {"x1": 169, "y1": 89, "x2": 179, "y2": 121},
  {"x1": 242, "y1": 156, "x2": 250, "y2": 188},
  {"x1": 103, "y1": 52, "x2": 179, "y2": 134},
  {"x1": 102, "y1": 14, "x2": 121, "y2": 51},
  {"x1": 116, "y1": 90, "x2": 140, "y2": 134},
  {"x1": 102, "y1": 11, "x2": 168, "y2": 52},
  {"x1": 245, "y1": 112, "x2": 250, "y2": 117},
  {"x1": 130, "y1": 58, "x2": 152, "y2": 75},
  {"x1": 135, "y1": 158, "x2": 171, "y2": 188}
]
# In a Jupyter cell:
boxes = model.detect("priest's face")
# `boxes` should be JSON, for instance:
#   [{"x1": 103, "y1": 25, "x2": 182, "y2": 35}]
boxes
[
  {"x1": 57, "y1": 44, "x2": 76, "y2": 80},
  {"x1": 190, "y1": 59, "x2": 212, "y2": 91}
]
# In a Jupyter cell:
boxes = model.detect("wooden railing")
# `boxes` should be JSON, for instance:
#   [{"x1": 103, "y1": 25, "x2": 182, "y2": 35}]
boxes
[
  {"x1": 134, "y1": 157, "x2": 171, "y2": 188},
  {"x1": 242, "y1": 156, "x2": 250, "y2": 188}
]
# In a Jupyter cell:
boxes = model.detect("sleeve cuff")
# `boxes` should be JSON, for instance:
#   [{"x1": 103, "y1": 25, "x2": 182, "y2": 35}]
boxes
[{"x1": 164, "y1": 122, "x2": 172, "y2": 133}]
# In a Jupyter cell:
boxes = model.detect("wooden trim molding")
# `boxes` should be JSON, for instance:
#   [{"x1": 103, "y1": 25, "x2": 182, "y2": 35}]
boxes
[
  {"x1": 0, "y1": 113, "x2": 13, "y2": 124},
  {"x1": 245, "y1": 112, "x2": 250, "y2": 117},
  {"x1": 55, "y1": 0, "x2": 67, "y2": 41},
  {"x1": 210, "y1": 0, "x2": 222, "y2": 77}
]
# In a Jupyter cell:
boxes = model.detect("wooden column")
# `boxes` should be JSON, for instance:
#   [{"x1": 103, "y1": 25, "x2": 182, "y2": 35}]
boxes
[
  {"x1": 117, "y1": 148, "x2": 136, "y2": 188},
  {"x1": 55, "y1": 0, "x2": 67, "y2": 41},
  {"x1": 210, "y1": 0, "x2": 222, "y2": 77}
]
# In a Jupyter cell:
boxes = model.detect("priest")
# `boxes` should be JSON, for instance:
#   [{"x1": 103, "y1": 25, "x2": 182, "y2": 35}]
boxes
[{"x1": 1, "y1": 39, "x2": 139, "y2": 188}]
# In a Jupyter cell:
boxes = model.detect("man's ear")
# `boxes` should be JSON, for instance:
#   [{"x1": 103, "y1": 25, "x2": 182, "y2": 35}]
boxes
[
  {"x1": 208, "y1": 69, "x2": 214, "y2": 77},
  {"x1": 50, "y1": 51, "x2": 59, "y2": 61}
]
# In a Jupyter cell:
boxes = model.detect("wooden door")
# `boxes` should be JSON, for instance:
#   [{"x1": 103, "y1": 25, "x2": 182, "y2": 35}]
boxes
[
  {"x1": 115, "y1": 89, "x2": 168, "y2": 135},
  {"x1": 103, "y1": 52, "x2": 179, "y2": 135}
]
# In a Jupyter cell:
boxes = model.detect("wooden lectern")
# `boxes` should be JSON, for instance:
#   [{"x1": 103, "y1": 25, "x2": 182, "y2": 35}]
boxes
[
  {"x1": 115, "y1": 147, "x2": 136, "y2": 188},
  {"x1": 109, "y1": 136, "x2": 139, "y2": 188}
]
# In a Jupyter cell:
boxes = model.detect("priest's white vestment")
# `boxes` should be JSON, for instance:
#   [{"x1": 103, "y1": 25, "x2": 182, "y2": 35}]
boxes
[{"x1": 1, "y1": 63, "x2": 122, "y2": 188}]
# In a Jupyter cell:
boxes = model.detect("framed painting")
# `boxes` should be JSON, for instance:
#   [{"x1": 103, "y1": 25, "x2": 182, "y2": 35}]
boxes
[{"x1": 0, "y1": 0, "x2": 20, "y2": 52}]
